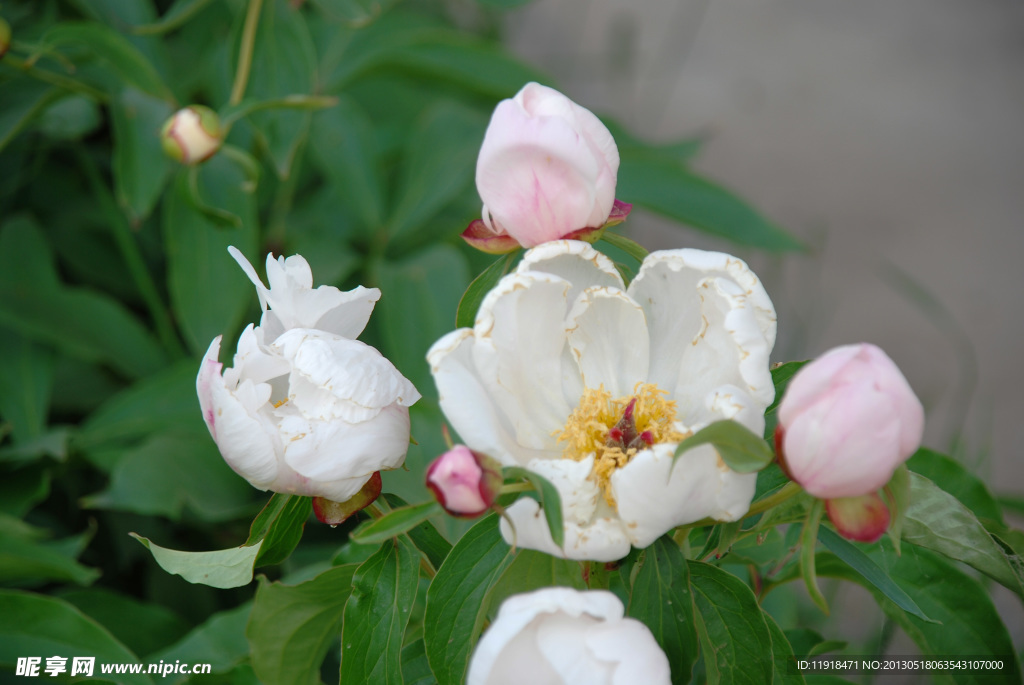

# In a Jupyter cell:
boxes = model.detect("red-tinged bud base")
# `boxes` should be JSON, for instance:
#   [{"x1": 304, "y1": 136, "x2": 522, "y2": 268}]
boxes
[
  {"x1": 312, "y1": 472, "x2": 382, "y2": 526},
  {"x1": 461, "y1": 219, "x2": 521, "y2": 255},
  {"x1": 825, "y1": 492, "x2": 891, "y2": 543},
  {"x1": 773, "y1": 424, "x2": 794, "y2": 480}
]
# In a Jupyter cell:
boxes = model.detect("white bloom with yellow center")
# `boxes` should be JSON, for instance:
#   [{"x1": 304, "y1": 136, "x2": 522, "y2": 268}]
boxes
[{"x1": 428, "y1": 240, "x2": 776, "y2": 561}]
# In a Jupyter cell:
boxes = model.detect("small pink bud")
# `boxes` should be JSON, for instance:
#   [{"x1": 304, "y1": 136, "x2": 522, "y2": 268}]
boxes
[
  {"x1": 826, "y1": 493, "x2": 891, "y2": 543},
  {"x1": 160, "y1": 105, "x2": 223, "y2": 165},
  {"x1": 425, "y1": 445, "x2": 502, "y2": 518},
  {"x1": 312, "y1": 472, "x2": 382, "y2": 526},
  {"x1": 776, "y1": 343, "x2": 924, "y2": 499}
]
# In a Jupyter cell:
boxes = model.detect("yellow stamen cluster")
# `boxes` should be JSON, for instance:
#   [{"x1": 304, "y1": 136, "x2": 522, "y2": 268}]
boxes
[{"x1": 555, "y1": 382, "x2": 687, "y2": 506}]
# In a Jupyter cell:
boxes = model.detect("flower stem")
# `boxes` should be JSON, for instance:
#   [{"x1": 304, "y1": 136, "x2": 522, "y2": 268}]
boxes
[
  {"x1": 3, "y1": 54, "x2": 108, "y2": 102},
  {"x1": 229, "y1": 0, "x2": 264, "y2": 106},
  {"x1": 500, "y1": 482, "x2": 533, "y2": 495},
  {"x1": 746, "y1": 481, "x2": 803, "y2": 518},
  {"x1": 74, "y1": 147, "x2": 186, "y2": 361}
]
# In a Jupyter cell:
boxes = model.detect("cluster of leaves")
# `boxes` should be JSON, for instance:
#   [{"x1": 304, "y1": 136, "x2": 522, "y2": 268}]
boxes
[{"x1": 1, "y1": 0, "x2": 1019, "y2": 684}]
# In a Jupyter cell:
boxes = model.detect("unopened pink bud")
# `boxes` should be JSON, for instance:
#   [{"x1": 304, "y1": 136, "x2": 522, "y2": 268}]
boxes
[
  {"x1": 426, "y1": 445, "x2": 502, "y2": 518},
  {"x1": 776, "y1": 343, "x2": 924, "y2": 499}
]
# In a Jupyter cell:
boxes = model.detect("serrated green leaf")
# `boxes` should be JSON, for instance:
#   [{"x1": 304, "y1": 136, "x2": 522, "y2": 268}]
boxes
[
  {"x1": 340, "y1": 537, "x2": 420, "y2": 685},
  {"x1": 673, "y1": 419, "x2": 774, "y2": 474},
  {"x1": 503, "y1": 466, "x2": 565, "y2": 548},
  {"x1": 163, "y1": 156, "x2": 258, "y2": 356},
  {"x1": 248, "y1": 565, "x2": 357, "y2": 685},
  {"x1": 351, "y1": 501, "x2": 441, "y2": 546},
  {"x1": 130, "y1": 534, "x2": 261, "y2": 589},
  {"x1": 617, "y1": 158, "x2": 802, "y2": 250},
  {"x1": 689, "y1": 560, "x2": 774, "y2": 685},
  {"x1": 816, "y1": 525, "x2": 933, "y2": 622},
  {"x1": 456, "y1": 252, "x2": 517, "y2": 329},
  {"x1": 626, "y1": 537, "x2": 698, "y2": 684},
  {"x1": 110, "y1": 87, "x2": 173, "y2": 223},
  {"x1": 424, "y1": 515, "x2": 515, "y2": 685},
  {"x1": 0, "y1": 590, "x2": 151, "y2": 684},
  {"x1": 902, "y1": 473, "x2": 1024, "y2": 597}
]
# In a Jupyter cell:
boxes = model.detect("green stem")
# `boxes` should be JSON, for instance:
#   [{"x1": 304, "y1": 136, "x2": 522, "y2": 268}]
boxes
[
  {"x1": 264, "y1": 136, "x2": 305, "y2": 248},
  {"x1": 229, "y1": 0, "x2": 264, "y2": 106},
  {"x1": 746, "y1": 481, "x2": 803, "y2": 518},
  {"x1": 74, "y1": 147, "x2": 186, "y2": 361},
  {"x1": 3, "y1": 54, "x2": 108, "y2": 102},
  {"x1": 500, "y1": 482, "x2": 533, "y2": 495}
]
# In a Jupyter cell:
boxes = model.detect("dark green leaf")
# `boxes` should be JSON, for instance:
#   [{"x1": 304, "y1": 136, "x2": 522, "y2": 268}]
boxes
[
  {"x1": 248, "y1": 565, "x2": 357, "y2": 685},
  {"x1": 902, "y1": 473, "x2": 1024, "y2": 597},
  {"x1": 0, "y1": 216, "x2": 166, "y2": 378},
  {"x1": 456, "y1": 252, "x2": 517, "y2": 329},
  {"x1": 600, "y1": 231, "x2": 649, "y2": 263},
  {"x1": 110, "y1": 87, "x2": 173, "y2": 223},
  {"x1": 618, "y1": 158, "x2": 802, "y2": 250},
  {"x1": 0, "y1": 463, "x2": 52, "y2": 517},
  {"x1": 816, "y1": 525, "x2": 933, "y2": 622},
  {"x1": 130, "y1": 534, "x2": 261, "y2": 589},
  {"x1": 0, "y1": 525, "x2": 100, "y2": 587},
  {"x1": 38, "y1": 94, "x2": 103, "y2": 140},
  {"x1": 626, "y1": 536, "x2": 698, "y2": 684},
  {"x1": 382, "y1": 492, "x2": 453, "y2": 571},
  {"x1": 246, "y1": 493, "x2": 293, "y2": 546},
  {"x1": 149, "y1": 603, "x2": 252, "y2": 682},
  {"x1": 763, "y1": 611, "x2": 805, "y2": 685},
  {"x1": 689, "y1": 560, "x2": 774, "y2": 685},
  {"x1": 424, "y1": 515, "x2": 515, "y2": 685},
  {"x1": 0, "y1": 79, "x2": 66, "y2": 153},
  {"x1": 763, "y1": 360, "x2": 808, "y2": 439},
  {"x1": 163, "y1": 156, "x2": 258, "y2": 356},
  {"x1": 39, "y1": 22, "x2": 173, "y2": 101},
  {"x1": 884, "y1": 464, "x2": 911, "y2": 554},
  {"x1": 0, "y1": 327, "x2": 54, "y2": 444},
  {"x1": 503, "y1": 466, "x2": 565, "y2": 548},
  {"x1": 673, "y1": 420, "x2": 774, "y2": 474},
  {"x1": 0, "y1": 590, "x2": 150, "y2": 684},
  {"x1": 340, "y1": 537, "x2": 421, "y2": 685},
  {"x1": 907, "y1": 448, "x2": 1004, "y2": 525},
  {"x1": 401, "y1": 639, "x2": 437, "y2": 685},
  {"x1": 486, "y1": 548, "x2": 585, "y2": 613},
  {"x1": 133, "y1": 0, "x2": 219, "y2": 35},
  {"x1": 254, "y1": 496, "x2": 310, "y2": 567},
  {"x1": 351, "y1": 501, "x2": 441, "y2": 546},
  {"x1": 57, "y1": 587, "x2": 190, "y2": 658}
]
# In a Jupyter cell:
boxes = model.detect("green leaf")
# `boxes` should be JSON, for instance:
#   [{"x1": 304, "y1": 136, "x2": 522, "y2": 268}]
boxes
[
  {"x1": 626, "y1": 536, "x2": 699, "y2": 684},
  {"x1": 902, "y1": 473, "x2": 1024, "y2": 597},
  {"x1": 688, "y1": 560, "x2": 774, "y2": 685},
  {"x1": 673, "y1": 420, "x2": 774, "y2": 474},
  {"x1": 376, "y1": 244, "x2": 470, "y2": 393},
  {"x1": 163, "y1": 156, "x2": 258, "y2": 356},
  {"x1": 388, "y1": 100, "x2": 488, "y2": 244},
  {"x1": 907, "y1": 448, "x2": 1004, "y2": 525},
  {"x1": 237, "y1": 0, "x2": 317, "y2": 179},
  {"x1": 600, "y1": 231, "x2": 650, "y2": 263},
  {"x1": 382, "y1": 493, "x2": 453, "y2": 571},
  {"x1": 0, "y1": 463, "x2": 51, "y2": 517},
  {"x1": 56, "y1": 587, "x2": 190, "y2": 658},
  {"x1": 424, "y1": 515, "x2": 515, "y2": 685},
  {"x1": 763, "y1": 611, "x2": 805, "y2": 685},
  {"x1": 133, "y1": 0, "x2": 219, "y2": 35},
  {"x1": 110, "y1": 87, "x2": 174, "y2": 223},
  {"x1": 149, "y1": 603, "x2": 252, "y2": 682},
  {"x1": 486, "y1": 549, "x2": 585, "y2": 613},
  {"x1": 0, "y1": 590, "x2": 151, "y2": 685},
  {"x1": 340, "y1": 537, "x2": 421, "y2": 685},
  {"x1": 0, "y1": 78, "x2": 66, "y2": 153},
  {"x1": 401, "y1": 639, "x2": 437, "y2": 685},
  {"x1": 884, "y1": 464, "x2": 911, "y2": 554},
  {"x1": 39, "y1": 22, "x2": 173, "y2": 101},
  {"x1": 38, "y1": 94, "x2": 103, "y2": 140},
  {"x1": 816, "y1": 525, "x2": 934, "y2": 622},
  {"x1": 0, "y1": 526, "x2": 100, "y2": 587},
  {"x1": 0, "y1": 327, "x2": 54, "y2": 444},
  {"x1": 254, "y1": 496, "x2": 310, "y2": 567},
  {"x1": 456, "y1": 252, "x2": 517, "y2": 329},
  {"x1": 763, "y1": 360, "x2": 808, "y2": 439},
  {"x1": 800, "y1": 499, "x2": 829, "y2": 615},
  {"x1": 0, "y1": 216, "x2": 166, "y2": 379},
  {"x1": 248, "y1": 564, "x2": 357, "y2": 685},
  {"x1": 81, "y1": 432, "x2": 255, "y2": 522},
  {"x1": 309, "y1": 96, "x2": 386, "y2": 230},
  {"x1": 503, "y1": 466, "x2": 565, "y2": 548},
  {"x1": 617, "y1": 158, "x2": 802, "y2": 250},
  {"x1": 130, "y1": 534, "x2": 261, "y2": 589},
  {"x1": 351, "y1": 501, "x2": 441, "y2": 546}
]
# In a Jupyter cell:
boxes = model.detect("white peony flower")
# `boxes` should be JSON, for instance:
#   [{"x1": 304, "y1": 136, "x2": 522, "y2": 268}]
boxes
[
  {"x1": 467, "y1": 587, "x2": 670, "y2": 685},
  {"x1": 197, "y1": 248, "x2": 421, "y2": 502},
  {"x1": 428, "y1": 240, "x2": 776, "y2": 561}
]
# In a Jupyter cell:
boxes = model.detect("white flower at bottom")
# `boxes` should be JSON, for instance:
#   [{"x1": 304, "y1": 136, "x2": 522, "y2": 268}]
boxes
[
  {"x1": 428, "y1": 240, "x2": 776, "y2": 561},
  {"x1": 197, "y1": 249, "x2": 420, "y2": 502},
  {"x1": 468, "y1": 587, "x2": 670, "y2": 685}
]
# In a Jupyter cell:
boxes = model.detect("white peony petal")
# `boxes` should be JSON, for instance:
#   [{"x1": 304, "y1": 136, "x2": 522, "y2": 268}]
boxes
[
  {"x1": 586, "y1": 617, "x2": 672, "y2": 685},
  {"x1": 525, "y1": 456, "x2": 600, "y2": 526},
  {"x1": 566, "y1": 286, "x2": 649, "y2": 397},
  {"x1": 500, "y1": 497, "x2": 631, "y2": 562},
  {"x1": 516, "y1": 240, "x2": 624, "y2": 306},
  {"x1": 427, "y1": 329, "x2": 547, "y2": 467},
  {"x1": 472, "y1": 272, "x2": 576, "y2": 450},
  {"x1": 688, "y1": 384, "x2": 767, "y2": 437},
  {"x1": 537, "y1": 613, "x2": 614, "y2": 683},
  {"x1": 612, "y1": 443, "x2": 756, "y2": 548},
  {"x1": 229, "y1": 324, "x2": 290, "y2": 387},
  {"x1": 280, "y1": 402, "x2": 411, "y2": 484}
]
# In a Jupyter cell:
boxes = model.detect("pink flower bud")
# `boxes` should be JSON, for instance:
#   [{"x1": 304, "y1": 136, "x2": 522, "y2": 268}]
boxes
[
  {"x1": 426, "y1": 445, "x2": 502, "y2": 518},
  {"x1": 160, "y1": 105, "x2": 223, "y2": 165},
  {"x1": 473, "y1": 83, "x2": 621, "y2": 248},
  {"x1": 776, "y1": 343, "x2": 924, "y2": 499}
]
